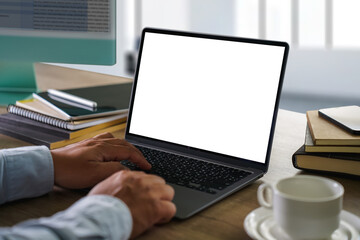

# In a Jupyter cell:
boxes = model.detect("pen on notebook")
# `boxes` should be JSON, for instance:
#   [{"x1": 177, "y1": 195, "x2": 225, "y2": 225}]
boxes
[{"x1": 47, "y1": 89, "x2": 98, "y2": 108}]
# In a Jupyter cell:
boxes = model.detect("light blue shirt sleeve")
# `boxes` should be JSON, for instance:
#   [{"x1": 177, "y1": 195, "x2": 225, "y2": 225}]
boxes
[
  {"x1": 0, "y1": 146, "x2": 54, "y2": 204},
  {"x1": 0, "y1": 147, "x2": 133, "y2": 240},
  {"x1": 0, "y1": 195, "x2": 133, "y2": 240}
]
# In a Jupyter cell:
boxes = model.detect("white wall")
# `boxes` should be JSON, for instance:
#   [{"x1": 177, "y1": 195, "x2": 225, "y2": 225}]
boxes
[
  {"x1": 284, "y1": 50, "x2": 360, "y2": 99},
  {"x1": 141, "y1": 0, "x2": 236, "y2": 35},
  {"x1": 188, "y1": 0, "x2": 236, "y2": 35},
  {"x1": 141, "y1": 0, "x2": 189, "y2": 31}
]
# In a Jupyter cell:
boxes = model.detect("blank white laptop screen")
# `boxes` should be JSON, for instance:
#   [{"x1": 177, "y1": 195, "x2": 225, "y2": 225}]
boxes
[{"x1": 129, "y1": 32, "x2": 285, "y2": 164}]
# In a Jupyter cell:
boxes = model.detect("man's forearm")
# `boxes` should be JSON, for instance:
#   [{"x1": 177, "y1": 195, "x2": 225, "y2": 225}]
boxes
[
  {"x1": 0, "y1": 195, "x2": 132, "y2": 240},
  {"x1": 0, "y1": 146, "x2": 53, "y2": 204}
]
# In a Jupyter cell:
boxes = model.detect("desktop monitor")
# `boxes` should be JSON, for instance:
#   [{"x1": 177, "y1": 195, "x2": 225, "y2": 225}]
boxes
[{"x1": 0, "y1": 0, "x2": 116, "y2": 105}]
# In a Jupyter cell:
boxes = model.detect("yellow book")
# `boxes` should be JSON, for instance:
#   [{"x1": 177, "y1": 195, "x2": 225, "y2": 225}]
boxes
[
  {"x1": 51, "y1": 123, "x2": 127, "y2": 149},
  {"x1": 67, "y1": 118, "x2": 127, "y2": 139}
]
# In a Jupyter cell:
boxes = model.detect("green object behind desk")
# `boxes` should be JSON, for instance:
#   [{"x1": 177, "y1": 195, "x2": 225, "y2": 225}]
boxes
[
  {"x1": 0, "y1": 62, "x2": 36, "y2": 106},
  {"x1": 0, "y1": 36, "x2": 116, "y2": 106}
]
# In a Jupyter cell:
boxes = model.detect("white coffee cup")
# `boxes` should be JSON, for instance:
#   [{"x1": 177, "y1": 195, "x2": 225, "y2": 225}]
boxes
[{"x1": 257, "y1": 175, "x2": 344, "y2": 239}]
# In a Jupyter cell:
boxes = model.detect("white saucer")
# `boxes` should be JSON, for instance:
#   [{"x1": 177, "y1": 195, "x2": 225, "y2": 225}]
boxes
[{"x1": 244, "y1": 207, "x2": 360, "y2": 240}]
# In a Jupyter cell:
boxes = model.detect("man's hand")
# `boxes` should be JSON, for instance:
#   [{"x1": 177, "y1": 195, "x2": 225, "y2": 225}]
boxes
[
  {"x1": 50, "y1": 132, "x2": 151, "y2": 189},
  {"x1": 89, "y1": 170, "x2": 176, "y2": 239}
]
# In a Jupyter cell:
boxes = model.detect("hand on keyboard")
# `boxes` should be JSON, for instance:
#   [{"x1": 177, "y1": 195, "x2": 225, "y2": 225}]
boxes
[
  {"x1": 121, "y1": 146, "x2": 251, "y2": 194},
  {"x1": 89, "y1": 170, "x2": 176, "y2": 238},
  {"x1": 51, "y1": 132, "x2": 151, "y2": 189}
]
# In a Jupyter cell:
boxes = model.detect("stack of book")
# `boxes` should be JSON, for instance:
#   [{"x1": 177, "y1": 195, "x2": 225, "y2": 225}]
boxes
[
  {"x1": 292, "y1": 108, "x2": 360, "y2": 177},
  {"x1": 0, "y1": 83, "x2": 132, "y2": 149}
]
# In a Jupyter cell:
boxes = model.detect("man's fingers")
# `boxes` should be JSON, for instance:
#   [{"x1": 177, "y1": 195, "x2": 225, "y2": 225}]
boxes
[
  {"x1": 97, "y1": 138, "x2": 144, "y2": 157},
  {"x1": 139, "y1": 174, "x2": 166, "y2": 185},
  {"x1": 149, "y1": 181, "x2": 176, "y2": 223},
  {"x1": 93, "y1": 132, "x2": 114, "y2": 139},
  {"x1": 151, "y1": 183, "x2": 175, "y2": 201},
  {"x1": 90, "y1": 133, "x2": 147, "y2": 166},
  {"x1": 157, "y1": 201, "x2": 177, "y2": 224},
  {"x1": 118, "y1": 146, "x2": 151, "y2": 170},
  {"x1": 100, "y1": 144, "x2": 151, "y2": 170}
]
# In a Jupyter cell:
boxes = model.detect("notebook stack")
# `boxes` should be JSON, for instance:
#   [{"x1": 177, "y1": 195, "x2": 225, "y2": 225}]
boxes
[
  {"x1": 292, "y1": 108, "x2": 360, "y2": 177},
  {"x1": 0, "y1": 83, "x2": 132, "y2": 149}
]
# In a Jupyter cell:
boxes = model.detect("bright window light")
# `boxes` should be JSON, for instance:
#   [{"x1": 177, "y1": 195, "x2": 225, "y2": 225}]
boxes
[
  {"x1": 299, "y1": 0, "x2": 326, "y2": 48},
  {"x1": 333, "y1": 0, "x2": 360, "y2": 48}
]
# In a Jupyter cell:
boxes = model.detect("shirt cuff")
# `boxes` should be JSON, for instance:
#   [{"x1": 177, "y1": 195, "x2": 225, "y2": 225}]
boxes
[
  {"x1": 18, "y1": 195, "x2": 133, "y2": 240},
  {"x1": 0, "y1": 146, "x2": 54, "y2": 204}
]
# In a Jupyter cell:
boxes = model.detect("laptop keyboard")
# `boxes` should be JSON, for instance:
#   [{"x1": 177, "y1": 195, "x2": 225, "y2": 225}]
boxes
[{"x1": 121, "y1": 145, "x2": 252, "y2": 194}]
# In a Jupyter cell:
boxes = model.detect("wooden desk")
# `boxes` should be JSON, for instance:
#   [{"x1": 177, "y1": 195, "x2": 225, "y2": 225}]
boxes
[{"x1": 0, "y1": 64, "x2": 359, "y2": 239}]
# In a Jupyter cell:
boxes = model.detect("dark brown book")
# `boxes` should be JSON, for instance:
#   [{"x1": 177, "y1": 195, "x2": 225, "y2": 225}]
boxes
[{"x1": 292, "y1": 145, "x2": 360, "y2": 177}]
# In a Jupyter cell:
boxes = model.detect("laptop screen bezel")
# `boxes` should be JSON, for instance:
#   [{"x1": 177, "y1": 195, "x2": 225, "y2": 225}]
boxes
[{"x1": 125, "y1": 28, "x2": 289, "y2": 173}]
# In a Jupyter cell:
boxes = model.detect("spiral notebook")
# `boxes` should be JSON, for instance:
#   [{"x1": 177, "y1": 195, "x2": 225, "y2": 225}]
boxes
[
  {"x1": 7, "y1": 103, "x2": 127, "y2": 130},
  {"x1": 0, "y1": 113, "x2": 127, "y2": 138},
  {"x1": 7, "y1": 83, "x2": 131, "y2": 130}
]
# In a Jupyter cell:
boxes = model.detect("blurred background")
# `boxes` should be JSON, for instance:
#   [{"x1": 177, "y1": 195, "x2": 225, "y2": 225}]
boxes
[{"x1": 58, "y1": 0, "x2": 360, "y2": 113}]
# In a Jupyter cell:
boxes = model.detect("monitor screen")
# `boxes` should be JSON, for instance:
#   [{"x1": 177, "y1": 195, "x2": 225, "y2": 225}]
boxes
[
  {"x1": 128, "y1": 31, "x2": 287, "y2": 164},
  {"x1": 0, "y1": 0, "x2": 116, "y2": 104}
]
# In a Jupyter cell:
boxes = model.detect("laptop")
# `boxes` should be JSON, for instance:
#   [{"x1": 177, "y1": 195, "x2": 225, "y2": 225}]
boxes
[{"x1": 123, "y1": 28, "x2": 289, "y2": 219}]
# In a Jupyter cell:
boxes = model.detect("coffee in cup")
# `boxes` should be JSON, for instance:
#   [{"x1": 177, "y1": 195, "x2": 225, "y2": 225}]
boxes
[{"x1": 257, "y1": 175, "x2": 344, "y2": 239}]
